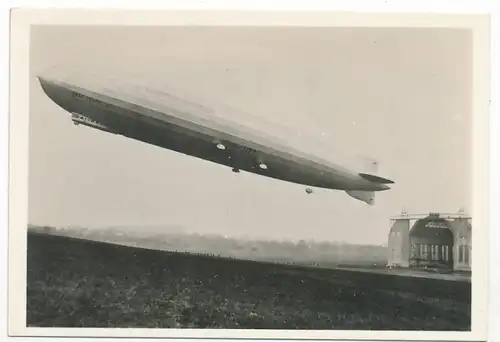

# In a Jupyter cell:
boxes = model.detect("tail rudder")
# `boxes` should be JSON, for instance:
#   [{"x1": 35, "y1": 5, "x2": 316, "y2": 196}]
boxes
[
  {"x1": 345, "y1": 157, "x2": 394, "y2": 205},
  {"x1": 345, "y1": 190, "x2": 376, "y2": 205}
]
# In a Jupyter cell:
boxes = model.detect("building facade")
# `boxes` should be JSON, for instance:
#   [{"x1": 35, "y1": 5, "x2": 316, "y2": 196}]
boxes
[{"x1": 387, "y1": 212, "x2": 471, "y2": 272}]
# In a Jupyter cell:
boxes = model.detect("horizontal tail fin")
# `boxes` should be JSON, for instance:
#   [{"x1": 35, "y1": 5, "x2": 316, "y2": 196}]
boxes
[
  {"x1": 345, "y1": 190, "x2": 375, "y2": 205},
  {"x1": 359, "y1": 173, "x2": 394, "y2": 184},
  {"x1": 346, "y1": 158, "x2": 392, "y2": 205}
]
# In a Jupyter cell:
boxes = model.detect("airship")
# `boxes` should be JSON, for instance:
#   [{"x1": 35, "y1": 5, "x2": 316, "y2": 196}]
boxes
[{"x1": 36, "y1": 72, "x2": 394, "y2": 205}]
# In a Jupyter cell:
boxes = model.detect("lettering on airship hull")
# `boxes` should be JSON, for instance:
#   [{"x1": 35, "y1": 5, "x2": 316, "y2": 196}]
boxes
[{"x1": 72, "y1": 92, "x2": 112, "y2": 109}]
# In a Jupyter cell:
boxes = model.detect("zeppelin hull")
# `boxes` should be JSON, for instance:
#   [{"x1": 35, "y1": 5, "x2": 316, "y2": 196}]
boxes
[{"x1": 37, "y1": 76, "x2": 392, "y2": 196}]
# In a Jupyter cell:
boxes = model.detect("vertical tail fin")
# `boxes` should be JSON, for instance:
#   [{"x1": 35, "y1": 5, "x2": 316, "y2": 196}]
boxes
[
  {"x1": 345, "y1": 157, "x2": 393, "y2": 205},
  {"x1": 345, "y1": 190, "x2": 376, "y2": 205}
]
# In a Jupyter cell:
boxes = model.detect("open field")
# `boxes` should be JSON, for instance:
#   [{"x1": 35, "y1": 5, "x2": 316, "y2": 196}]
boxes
[
  {"x1": 334, "y1": 266, "x2": 471, "y2": 282},
  {"x1": 27, "y1": 232, "x2": 471, "y2": 330}
]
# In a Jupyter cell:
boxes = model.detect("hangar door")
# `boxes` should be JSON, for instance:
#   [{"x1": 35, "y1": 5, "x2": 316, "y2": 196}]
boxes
[{"x1": 409, "y1": 217, "x2": 454, "y2": 270}]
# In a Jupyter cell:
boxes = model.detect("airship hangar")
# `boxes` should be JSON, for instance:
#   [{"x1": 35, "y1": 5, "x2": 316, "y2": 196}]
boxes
[{"x1": 387, "y1": 210, "x2": 471, "y2": 272}]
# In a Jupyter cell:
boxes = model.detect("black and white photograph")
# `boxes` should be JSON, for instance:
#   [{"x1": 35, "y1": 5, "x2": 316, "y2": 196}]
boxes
[{"x1": 7, "y1": 9, "x2": 489, "y2": 341}]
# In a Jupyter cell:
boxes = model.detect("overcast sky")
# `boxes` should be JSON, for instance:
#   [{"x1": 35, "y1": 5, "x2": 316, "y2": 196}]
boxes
[{"x1": 28, "y1": 26, "x2": 472, "y2": 245}]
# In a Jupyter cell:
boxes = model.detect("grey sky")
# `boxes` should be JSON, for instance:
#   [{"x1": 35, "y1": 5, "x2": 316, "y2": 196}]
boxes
[{"x1": 28, "y1": 26, "x2": 472, "y2": 244}]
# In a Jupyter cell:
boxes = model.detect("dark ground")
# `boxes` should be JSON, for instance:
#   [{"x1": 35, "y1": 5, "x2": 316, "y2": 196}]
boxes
[{"x1": 26, "y1": 232, "x2": 471, "y2": 330}]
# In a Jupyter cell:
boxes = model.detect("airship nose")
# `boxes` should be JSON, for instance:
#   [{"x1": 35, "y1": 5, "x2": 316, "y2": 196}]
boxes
[
  {"x1": 37, "y1": 75, "x2": 48, "y2": 87},
  {"x1": 37, "y1": 75, "x2": 58, "y2": 97},
  {"x1": 36, "y1": 74, "x2": 72, "y2": 111},
  {"x1": 37, "y1": 74, "x2": 63, "y2": 88},
  {"x1": 37, "y1": 75, "x2": 64, "y2": 97}
]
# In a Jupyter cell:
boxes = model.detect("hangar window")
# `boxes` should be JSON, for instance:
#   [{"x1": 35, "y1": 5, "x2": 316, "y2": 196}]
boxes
[
  {"x1": 441, "y1": 245, "x2": 449, "y2": 261},
  {"x1": 411, "y1": 244, "x2": 419, "y2": 258},
  {"x1": 459, "y1": 245, "x2": 470, "y2": 264},
  {"x1": 420, "y1": 244, "x2": 429, "y2": 260},
  {"x1": 431, "y1": 245, "x2": 440, "y2": 261}
]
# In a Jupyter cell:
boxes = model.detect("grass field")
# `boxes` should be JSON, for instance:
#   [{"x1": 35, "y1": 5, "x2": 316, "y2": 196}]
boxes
[{"x1": 26, "y1": 232, "x2": 471, "y2": 330}]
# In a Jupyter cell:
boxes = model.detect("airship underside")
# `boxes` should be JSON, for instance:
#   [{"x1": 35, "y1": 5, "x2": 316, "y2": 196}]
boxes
[{"x1": 37, "y1": 75, "x2": 393, "y2": 205}]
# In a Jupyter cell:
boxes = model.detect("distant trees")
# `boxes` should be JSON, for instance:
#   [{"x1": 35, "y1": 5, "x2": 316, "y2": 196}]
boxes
[
  {"x1": 42, "y1": 226, "x2": 54, "y2": 234},
  {"x1": 27, "y1": 225, "x2": 388, "y2": 267},
  {"x1": 27, "y1": 224, "x2": 57, "y2": 234}
]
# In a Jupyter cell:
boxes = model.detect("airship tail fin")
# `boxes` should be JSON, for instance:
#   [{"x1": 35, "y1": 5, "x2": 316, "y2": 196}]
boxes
[
  {"x1": 345, "y1": 190, "x2": 376, "y2": 205},
  {"x1": 357, "y1": 156, "x2": 394, "y2": 184},
  {"x1": 359, "y1": 173, "x2": 394, "y2": 184}
]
